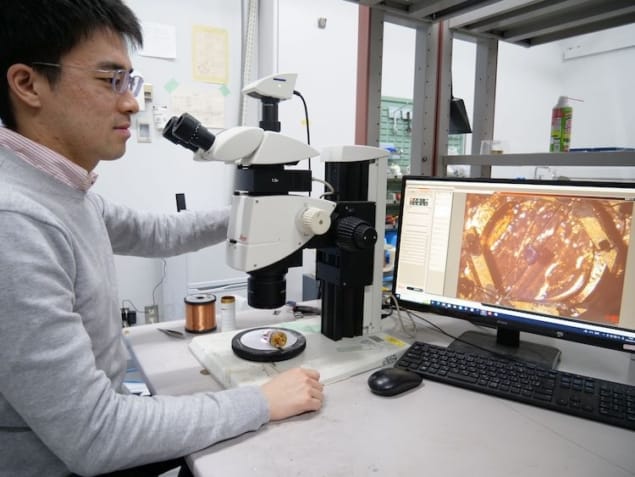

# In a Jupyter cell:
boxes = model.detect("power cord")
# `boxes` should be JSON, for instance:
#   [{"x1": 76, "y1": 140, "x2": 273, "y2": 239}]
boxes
[
  {"x1": 386, "y1": 293, "x2": 416, "y2": 339},
  {"x1": 121, "y1": 299, "x2": 144, "y2": 314},
  {"x1": 121, "y1": 258, "x2": 167, "y2": 325},
  {"x1": 151, "y1": 258, "x2": 167, "y2": 306},
  {"x1": 293, "y1": 89, "x2": 338, "y2": 201},
  {"x1": 293, "y1": 89, "x2": 313, "y2": 175},
  {"x1": 404, "y1": 307, "x2": 535, "y2": 363},
  {"x1": 313, "y1": 177, "x2": 336, "y2": 198},
  {"x1": 293, "y1": 90, "x2": 311, "y2": 146}
]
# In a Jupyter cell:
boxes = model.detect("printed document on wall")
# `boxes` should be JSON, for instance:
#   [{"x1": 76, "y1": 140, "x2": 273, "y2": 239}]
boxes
[
  {"x1": 192, "y1": 25, "x2": 228, "y2": 84},
  {"x1": 170, "y1": 88, "x2": 224, "y2": 129}
]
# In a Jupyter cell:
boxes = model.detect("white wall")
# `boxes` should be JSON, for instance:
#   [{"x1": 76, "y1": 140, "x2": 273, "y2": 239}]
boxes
[
  {"x1": 494, "y1": 25, "x2": 635, "y2": 153},
  {"x1": 277, "y1": 0, "x2": 358, "y2": 148},
  {"x1": 273, "y1": 0, "x2": 360, "y2": 300},
  {"x1": 560, "y1": 24, "x2": 635, "y2": 149},
  {"x1": 493, "y1": 41, "x2": 564, "y2": 153},
  {"x1": 493, "y1": 24, "x2": 635, "y2": 181},
  {"x1": 381, "y1": 23, "x2": 416, "y2": 98}
]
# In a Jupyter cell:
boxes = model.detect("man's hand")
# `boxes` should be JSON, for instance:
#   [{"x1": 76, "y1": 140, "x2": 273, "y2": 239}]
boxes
[{"x1": 260, "y1": 368, "x2": 324, "y2": 421}]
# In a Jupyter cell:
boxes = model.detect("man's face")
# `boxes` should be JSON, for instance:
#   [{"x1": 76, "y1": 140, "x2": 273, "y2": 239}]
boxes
[{"x1": 35, "y1": 29, "x2": 140, "y2": 171}]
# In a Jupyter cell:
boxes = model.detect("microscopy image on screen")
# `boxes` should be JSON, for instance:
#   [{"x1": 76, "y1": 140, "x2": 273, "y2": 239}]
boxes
[{"x1": 457, "y1": 193, "x2": 632, "y2": 325}]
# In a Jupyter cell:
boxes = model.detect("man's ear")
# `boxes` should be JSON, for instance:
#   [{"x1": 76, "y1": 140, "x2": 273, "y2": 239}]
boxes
[{"x1": 6, "y1": 64, "x2": 45, "y2": 109}]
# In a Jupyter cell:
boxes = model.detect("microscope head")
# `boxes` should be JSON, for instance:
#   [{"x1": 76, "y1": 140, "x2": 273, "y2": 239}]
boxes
[
  {"x1": 242, "y1": 73, "x2": 298, "y2": 132},
  {"x1": 242, "y1": 73, "x2": 297, "y2": 101}
]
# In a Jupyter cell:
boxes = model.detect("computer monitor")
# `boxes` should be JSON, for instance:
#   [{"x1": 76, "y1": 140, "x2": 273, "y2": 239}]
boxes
[{"x1": 391, "y1": 176, "x2": 635, "y2": 368}]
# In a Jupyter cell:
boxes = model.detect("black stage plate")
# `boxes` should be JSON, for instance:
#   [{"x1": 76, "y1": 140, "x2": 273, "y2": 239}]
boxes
[{"x1": 231, "y1": 327, "x2": 306, "y2": 362}]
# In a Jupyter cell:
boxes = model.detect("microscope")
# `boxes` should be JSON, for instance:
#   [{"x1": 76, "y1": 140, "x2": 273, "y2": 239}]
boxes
[{"x1": 162, "y1": 73, "x2": 388, "y2": 343}]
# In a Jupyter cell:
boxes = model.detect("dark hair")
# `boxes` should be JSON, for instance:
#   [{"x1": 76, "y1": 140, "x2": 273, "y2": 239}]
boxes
[{"x1": 0, "y1": 0, "x2": 143, "y2": 129}]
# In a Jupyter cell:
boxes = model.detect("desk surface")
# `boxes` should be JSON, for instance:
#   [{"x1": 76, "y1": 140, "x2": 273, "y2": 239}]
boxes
[{"x1": 124, "y1": 311, "x2": 635, "y2": 477}]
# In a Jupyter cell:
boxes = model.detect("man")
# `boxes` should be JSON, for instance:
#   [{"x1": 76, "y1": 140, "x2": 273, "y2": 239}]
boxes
[{"x1": 0, "y1": 1, "x2": 324, "y2": 476}]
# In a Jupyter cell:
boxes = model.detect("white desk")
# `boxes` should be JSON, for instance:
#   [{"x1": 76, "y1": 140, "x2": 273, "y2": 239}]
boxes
[{"x1": 124, "y1": 311, "x2": 635, "y2": 477}]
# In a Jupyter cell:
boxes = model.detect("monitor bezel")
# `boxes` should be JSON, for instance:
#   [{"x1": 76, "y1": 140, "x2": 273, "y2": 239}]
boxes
[{"x1": 390, "y1": 175, "x2": 635, "y2": 355}]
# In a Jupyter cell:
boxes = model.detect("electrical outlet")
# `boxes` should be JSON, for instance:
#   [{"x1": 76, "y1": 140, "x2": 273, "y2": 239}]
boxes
[{"x1": 145, "y1": 305, "x2": 159, "y2": 324}]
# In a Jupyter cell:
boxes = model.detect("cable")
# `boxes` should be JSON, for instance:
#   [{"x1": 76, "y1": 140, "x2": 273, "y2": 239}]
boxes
[
  {"x1": 293, "y1": 90, "x2": 311, "y2": 145},
  {"x1": 404, "y1": 308, "x2": 458, "y2": 341},
  {"x1": 387, "y1": 293, "x2": 416, "y2": 339},
  {"x1": 121, "y1": 259, "x2": 166, "y2": 311},
  {"x1": 151, "y1": 258, "x2": 167, "y2": 305},
  {"x1": 404, "y1": 307, "x2": 537, "y2": 363},
  {"x1": 121, "y1": 299, "x2": 144, "y2": 314},
  {"x1": 120, "y1": 258, "x2": 167, "y2": 326},
  {"x1": 313, "y1": 177, "x2": 336, "y2": 199},
  {"x1": 293, "y1": 89, "x2": 313, "y2": 173}
]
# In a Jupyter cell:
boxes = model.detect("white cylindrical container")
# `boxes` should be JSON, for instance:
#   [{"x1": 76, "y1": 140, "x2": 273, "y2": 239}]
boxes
[{"x1": 220, "y1": 295, "x2": 237, "y2": 331}]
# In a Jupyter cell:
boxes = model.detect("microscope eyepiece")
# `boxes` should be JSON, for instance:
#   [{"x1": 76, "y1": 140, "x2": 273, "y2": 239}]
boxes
[
  {"x1": 162, "y1": 116, "x2": 198, "y2": 151},
  {"x1": 162, "y1": 113, "x2": 215, "y2": 151},
  {"x1": 173, "y1": 113, "x2": 215, "y2": 150}
]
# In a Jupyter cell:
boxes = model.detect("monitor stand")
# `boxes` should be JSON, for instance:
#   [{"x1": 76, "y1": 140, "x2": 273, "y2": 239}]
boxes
[{"x1": 448, "y1": 328, "x2": 561, "y2": 369}]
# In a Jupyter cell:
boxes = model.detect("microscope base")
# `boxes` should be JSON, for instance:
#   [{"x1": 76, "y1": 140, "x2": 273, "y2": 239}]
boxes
[{"x1": 188, "y1": 317, "x2": 409, "y2": 388}]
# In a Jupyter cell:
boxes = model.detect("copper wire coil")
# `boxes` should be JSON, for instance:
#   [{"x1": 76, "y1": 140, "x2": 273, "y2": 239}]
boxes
[{"x1": 184, "y1": 294, "x2": 216, "y2": 333}]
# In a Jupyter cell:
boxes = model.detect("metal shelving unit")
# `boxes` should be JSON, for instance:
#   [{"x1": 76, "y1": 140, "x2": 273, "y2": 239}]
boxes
[
  {"x1": 348, "y1": 0, "x2": 635, "y2": 47},
  {"x1": 442, "y1": 151, "x2": 635, "y2": 178},
  {"x1": 349, "y1": 0, "x2": 635, "y2": 177}
]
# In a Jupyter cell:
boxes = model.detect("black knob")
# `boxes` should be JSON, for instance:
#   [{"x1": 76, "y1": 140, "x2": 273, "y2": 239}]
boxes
[{"x1": 336, "y1": 216, "x2": 377, "y2": 251}]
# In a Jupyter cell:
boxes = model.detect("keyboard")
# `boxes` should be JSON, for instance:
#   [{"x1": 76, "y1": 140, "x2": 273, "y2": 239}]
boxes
[{"x1": 395, "y1": 341, "x2": 635, "y2": 431}]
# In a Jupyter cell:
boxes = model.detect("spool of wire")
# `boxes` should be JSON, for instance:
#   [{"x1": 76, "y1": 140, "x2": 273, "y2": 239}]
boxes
[{"x1": 184, "y1": 294, "x2": 216, "y2": 333}]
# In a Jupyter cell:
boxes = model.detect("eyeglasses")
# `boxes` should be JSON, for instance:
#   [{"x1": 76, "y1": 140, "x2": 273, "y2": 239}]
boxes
[{"x1": 31, "y1": 62, "x2": 144, "y2": 97}]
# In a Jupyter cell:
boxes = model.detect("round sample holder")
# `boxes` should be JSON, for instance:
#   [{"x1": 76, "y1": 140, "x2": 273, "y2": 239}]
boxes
[{"x1": 231, "y1": 327, "x2": 306, "y2": 362}]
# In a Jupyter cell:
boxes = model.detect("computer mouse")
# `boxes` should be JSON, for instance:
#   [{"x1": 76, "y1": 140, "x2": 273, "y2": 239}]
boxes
[{"x1": 367, "y1": 367, "x2": 423, "y2": 396}]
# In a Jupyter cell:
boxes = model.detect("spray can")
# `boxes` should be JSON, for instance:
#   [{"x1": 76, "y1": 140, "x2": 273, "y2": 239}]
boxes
[{"x1": 549, "y1": 96, "x2": 573, "y2": 152}]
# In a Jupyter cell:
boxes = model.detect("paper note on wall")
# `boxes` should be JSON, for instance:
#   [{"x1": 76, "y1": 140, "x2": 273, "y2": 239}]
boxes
[
  {"x1": 140, "y1": 22, "x2": 177, "y2": 59},
  {"x1": 192, "y1": 25, "x2": 228, "y2": 84},
  {"x1": 170, "y1": 88, "x2": 225, "y2": 129}
]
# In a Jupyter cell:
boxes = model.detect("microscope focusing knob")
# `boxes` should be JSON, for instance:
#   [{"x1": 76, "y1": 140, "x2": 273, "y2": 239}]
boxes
[
  {"x1": 336, "y1": 216, "x2": 377, "y2": 251},
  {"x1": 300, "y1": 207, "x2": 331, "y2": 235}
]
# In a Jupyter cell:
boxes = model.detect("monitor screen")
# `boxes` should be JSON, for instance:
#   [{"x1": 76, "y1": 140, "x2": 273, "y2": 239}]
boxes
[{"x1": 391, "y1": 176, "x2": 635, "y2": 366}]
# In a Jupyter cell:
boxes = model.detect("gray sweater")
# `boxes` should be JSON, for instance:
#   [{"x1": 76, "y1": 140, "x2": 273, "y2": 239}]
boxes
[{"x1": 0, "y1": 149, "x2": 269, "y2": 477}]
